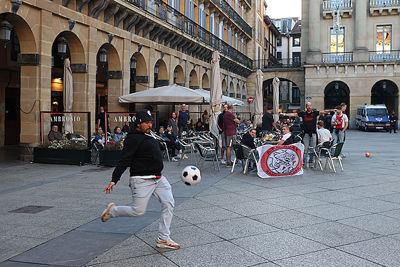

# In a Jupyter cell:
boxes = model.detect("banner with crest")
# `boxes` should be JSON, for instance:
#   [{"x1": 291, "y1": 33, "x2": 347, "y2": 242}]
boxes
[{"x1": 257, "y1": 143, "x2": 304, "y2": 178}]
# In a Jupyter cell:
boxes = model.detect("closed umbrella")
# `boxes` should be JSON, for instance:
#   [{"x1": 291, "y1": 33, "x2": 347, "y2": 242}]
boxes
[
  {"x1": 63, "y1": 58, "x2": 74, "y2": 133},
  {"x1": 272, "y1": 77, "x2": 280, "y2": 122},
  {"x1": 209, "y1": 51, "x2": 223, "y2": 139},
  {"x1": 254, "y1": 69, "x2": 263, "y2": 126}
]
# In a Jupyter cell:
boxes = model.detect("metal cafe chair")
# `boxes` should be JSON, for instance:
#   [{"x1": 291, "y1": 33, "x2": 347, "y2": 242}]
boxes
[{"x1": 194, "y1": 142, "x2": 220, "y2": 171}]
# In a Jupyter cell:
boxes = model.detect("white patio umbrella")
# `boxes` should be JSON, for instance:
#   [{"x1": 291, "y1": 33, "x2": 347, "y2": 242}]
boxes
[
  {"x1": 254, "y1": 69, "x2": 263, "y2": 126},
  {"x1": 118, "y1": 84, "x2": 206, "y2": 104},
  {"x1": 196, "y1": 89, "x2": 244, "y2": 106},
  {"x1": 209, "y1": 51, "x2": 223, "y2": 139},
  {"x1": 63, "y1": 58, "x2": 74, "y2": 133},
  {"x1": 272, "y1": 77, "x2": 280, "y2": 122}
]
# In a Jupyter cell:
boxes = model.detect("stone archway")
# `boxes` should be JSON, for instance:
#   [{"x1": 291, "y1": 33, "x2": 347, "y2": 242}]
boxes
[
  {"x1": 324, "y1": 81, "x2": 350, "y2": 115},
  {"x1": 263, "y1": 78, "x2": 302, "y2": 112},
  {"x1": 131, "y1": 52, "x2": 148, "y2": 93},
  {"x1": 262, "y1": 70, "x2": 305, "y2": 109},
  {"x1": 371, "y1": 80, "x2": 399, "y2": 115},
  {"x1": 0, "y1": 13, "x2": 39, "y2": 146},
  {"x1": 173, "y1": 65, "x2": 184, "y2": 86},
  {"x1": 154, "y1": 59, "x2": 168, "y2": 87},
  {"x1": 189, "y1": 69, "x2": 199, "y2": 89},
  {"x1": 229, "y1": 81, "x2": 234, "y2": 97},
  {"x1": 96, "y1": 43, "x2": 122, "y2": 113},
  {"x1": 202, "y1": 73, "x2": 210, "y2": 90},
  {"x1": 50, "y1": 31, "x2": 86, "y2": 116},
  {"x1": 222, "y1": 79, "x2": 227, "y2": 95}
]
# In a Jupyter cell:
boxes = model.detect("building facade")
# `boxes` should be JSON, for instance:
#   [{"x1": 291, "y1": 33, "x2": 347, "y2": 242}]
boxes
[
  {"x1": 271, "y1": 17, "x2": 302, "y2": 111},
  {"x1": 302, "y1": 0, "x2": 400, "y2": 123},
  {"x1": 0, "y1": 0, "x2": 277, "y2": 149}
]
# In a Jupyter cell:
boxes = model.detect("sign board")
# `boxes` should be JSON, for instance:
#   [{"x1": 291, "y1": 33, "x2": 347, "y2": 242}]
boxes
[
  {"x1": 256, "y1": 143, "x2": 304, "y2": 178},
  {"x1": 248, "y1": 97, "x2": 254, "y2": 103},
  {"x1": 305, "y1": 97, "x2": 312, "y2": 100}
]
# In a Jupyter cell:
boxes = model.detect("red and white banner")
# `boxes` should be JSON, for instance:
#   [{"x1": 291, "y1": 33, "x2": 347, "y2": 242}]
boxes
[{"x1": 256, "y1": 143, "x2": 304, "y2": 178}]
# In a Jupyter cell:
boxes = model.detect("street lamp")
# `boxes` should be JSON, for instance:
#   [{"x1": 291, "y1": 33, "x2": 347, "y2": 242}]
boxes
[
  {"x1": 130, "y1": 58, "x2": 136, "y2": 69},
  {"x1": 57, "y1": 37, "x2": 68, "y2": 55},
  {"x1": 154, "y1": 64, "x2": 159, "y2": 74},
  {"x1": 98, "y1": 48, "x2": 107, "y2": 63},
  {"x1": 0, "y1": 20, "x2": 13, "y2": 41},
  {"x1": 382, "y1": 81, "x2": 387, "y2": 89},
  {"x1": 335, "y1": 82, "x2": 339, "y2": 91}
]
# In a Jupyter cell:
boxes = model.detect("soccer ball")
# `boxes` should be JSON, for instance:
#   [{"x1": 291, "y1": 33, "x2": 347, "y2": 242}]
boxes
[{"x1": 181, "y1": 166, "x2": 201, "y2": 186}]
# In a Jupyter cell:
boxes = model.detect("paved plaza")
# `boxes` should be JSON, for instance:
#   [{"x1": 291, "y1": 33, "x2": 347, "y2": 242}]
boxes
[{"x1": 0, "y1": 131, "x2": 400, "y2": 266}]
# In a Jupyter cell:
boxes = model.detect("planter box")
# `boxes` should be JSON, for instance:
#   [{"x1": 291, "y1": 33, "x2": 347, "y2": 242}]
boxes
[
  {"x1": 99, "y1": 150, "x2": 122, "y2": 167},
  {"x1": 33, "y1": 148, "x2": 90, "y2": 165}
]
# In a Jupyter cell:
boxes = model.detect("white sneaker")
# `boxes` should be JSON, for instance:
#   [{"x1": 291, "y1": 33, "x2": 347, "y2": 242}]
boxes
[
  {"x1": 171, "y1": 157, "x2": 179, "y2": 162},
  {"x1": 156, "y1": 238, "x2": 180, "y2": 249},
  {"x1": 101, "y1": 203, "x2": 115, "y2": 222},
  {"x1": 221, "y1": 159, "x2": 227, "y2": 164},
  {"x1": 183, "y1": 154, "x2": 188, "y2": 159}
]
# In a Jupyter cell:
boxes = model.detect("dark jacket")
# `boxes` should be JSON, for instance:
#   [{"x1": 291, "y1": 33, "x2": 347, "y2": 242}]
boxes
[
  {"x1": 111, "y1": 129, "x2": 163, "y2": 184},
  {"x1": 242, "y1": 132, "x2": 256, "y2": 149}
]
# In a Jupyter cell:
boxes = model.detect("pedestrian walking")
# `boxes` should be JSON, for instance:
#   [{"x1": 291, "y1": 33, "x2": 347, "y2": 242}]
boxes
[
  {"x1": 101, "y1": 110, "x2": 180, "y2": 249},
  {"x1": 389, "y1": 111, "x2": 398, "y2": 133}
]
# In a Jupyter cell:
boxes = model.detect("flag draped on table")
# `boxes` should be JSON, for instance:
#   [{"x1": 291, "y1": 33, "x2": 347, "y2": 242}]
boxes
[{"x1": 256, "y1": 143, "x2": 304, "y2": 178}]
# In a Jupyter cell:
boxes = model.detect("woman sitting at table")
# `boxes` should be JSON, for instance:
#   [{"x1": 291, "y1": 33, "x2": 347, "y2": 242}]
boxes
[
  {"x1": 278, "y1": 125, "x2": 295, "y2": 146},
  {"x1": 113, "y1": 126, "x2": 126, "y2": 142}
]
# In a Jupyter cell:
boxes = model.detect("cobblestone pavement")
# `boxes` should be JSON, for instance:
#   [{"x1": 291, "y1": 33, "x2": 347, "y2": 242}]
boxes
[{"x1": 0, "y1": 130, "x2": 400, "y2": 266}]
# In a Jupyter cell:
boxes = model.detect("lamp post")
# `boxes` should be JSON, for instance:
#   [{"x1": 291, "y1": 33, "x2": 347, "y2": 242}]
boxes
[{"x1": 0, "y1": 20, "x2": 13, "y2": 42}]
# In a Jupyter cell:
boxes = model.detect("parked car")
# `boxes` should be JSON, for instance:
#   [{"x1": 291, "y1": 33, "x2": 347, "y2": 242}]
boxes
[{"x1": 355, "y1": 105, "x2": 390, "y2": 131}]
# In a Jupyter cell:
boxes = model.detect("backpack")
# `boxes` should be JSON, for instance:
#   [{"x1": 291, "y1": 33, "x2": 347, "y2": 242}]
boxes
[{"x1": 217, "y1": 111, "x2": 225, "y2": 134}]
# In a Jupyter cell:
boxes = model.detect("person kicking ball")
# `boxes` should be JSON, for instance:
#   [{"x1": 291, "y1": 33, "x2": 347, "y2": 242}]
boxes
[{"x1": 101, "y1": 110, "x2": 180, "y2": 250}]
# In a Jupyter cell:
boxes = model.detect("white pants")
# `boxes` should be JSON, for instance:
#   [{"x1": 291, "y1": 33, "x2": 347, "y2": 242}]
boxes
[{"x1": 110, "y1": 176, "x2": 175, "y2": 240}]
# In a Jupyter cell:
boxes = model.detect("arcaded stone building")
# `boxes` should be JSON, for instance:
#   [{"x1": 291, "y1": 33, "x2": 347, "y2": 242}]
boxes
[
  {"x1": 0, "y1": 0, "x2": 277, "y2": 149},
  {"x1": 302, "y1": 0, "x2": 400, "y2": 122}
]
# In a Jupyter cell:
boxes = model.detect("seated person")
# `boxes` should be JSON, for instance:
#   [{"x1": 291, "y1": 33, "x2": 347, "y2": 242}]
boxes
[
  {"x1": 94, "y1": 127, "x2": 105, "y2": 147},
  {"x1": 195, "y1": 119, "x2": 205, "y2": 131},
  {"x1": 113, "y1": 126, "x2": 126, "y2": 142},
  {"x1": 278, "y1": 125, "x2": 295, "y2": 145},
  {"x1": 238, "y1": 120, "x2": 247, "y2": 131},
  {"x1": 164, "y1": 125, "x2": 183, "y2": 160},
  {"x1": 48, "y1": 125, "x2": 63, "y2": 142},
  {"x1": 241, "y1": 129, "x2": 257, "y2": 149},
  {"x1": 317, "y1": 120, "x2": 333, "y2": 144}
]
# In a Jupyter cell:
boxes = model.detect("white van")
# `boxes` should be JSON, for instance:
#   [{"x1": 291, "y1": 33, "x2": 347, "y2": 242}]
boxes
[{"x1": 355, "y1": 105, "x2": 390, "y2": 131}]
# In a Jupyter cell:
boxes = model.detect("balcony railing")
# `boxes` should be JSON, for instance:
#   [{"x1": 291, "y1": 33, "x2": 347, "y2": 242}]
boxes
[
  {"x1": 322, "y1": 0, "x2": 353, "y2": 10},
  {"x1": 369, "y1": 51, "x2": 400, "y2": 62},
  {"x1": 322, "y1": 52, "x2": 353, "y2": 63},
  {"x1": 254, "y1": 58, "x2": 302, "y2": 69},
  {"x1": 370, "y1": 0, "x2": 400, "y2": 7},
  {"x1": 209, "y1": 0, "x2": 252, "y2": 36},
  {"x1": 129, "y1": 0, "x2": 252, "y2": 69}
]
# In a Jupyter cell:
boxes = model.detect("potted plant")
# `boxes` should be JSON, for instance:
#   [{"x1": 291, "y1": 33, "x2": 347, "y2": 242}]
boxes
[
  {"x1": 99, "y1": 141, "x2": 123, "y2": 167},
  {"x1": 33, "y1": 137, "x2": 90, "y2": 165}
]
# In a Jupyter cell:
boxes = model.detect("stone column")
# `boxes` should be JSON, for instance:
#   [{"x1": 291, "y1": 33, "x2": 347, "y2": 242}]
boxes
[
  {"x1": 87, "y1": 27, "x2": 98, "y2": 134},
  {"x1": 306, "y1": 0, "x2": 321, "y2": 63},
  {"x1": 354, "y1": 0, "x2": 369, "y2": 61}
]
